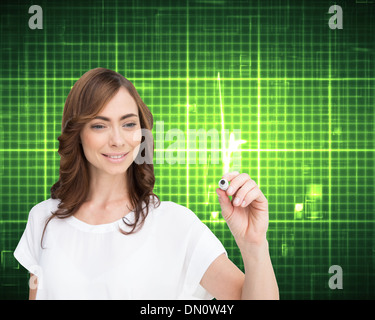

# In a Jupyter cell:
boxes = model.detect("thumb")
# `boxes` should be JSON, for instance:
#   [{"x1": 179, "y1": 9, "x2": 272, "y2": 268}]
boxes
[{"x1": 216, "y1": 188, "x2": 233, "y2": 220}]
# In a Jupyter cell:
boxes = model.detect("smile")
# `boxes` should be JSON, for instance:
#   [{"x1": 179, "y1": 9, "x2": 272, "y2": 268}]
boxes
[{"x1": 102, "y1": 153, "x2": 128, "y2": 162}]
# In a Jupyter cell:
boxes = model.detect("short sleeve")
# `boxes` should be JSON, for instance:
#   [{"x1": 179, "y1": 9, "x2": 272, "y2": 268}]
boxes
[
  {"x1": 13, "y1": 205, "x2": 43, "y2": 277},
  {"x1": 183, "y1": 217, "x2": 228, "y2": 299}
]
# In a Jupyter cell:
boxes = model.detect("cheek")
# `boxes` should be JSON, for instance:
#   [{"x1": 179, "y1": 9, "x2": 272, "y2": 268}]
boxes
[
  {"x1": 130, "y1": 144, "x2": 141, "y2": 162},
  {"x1": 128, "y1": 137, "x2": 141, "y2": 158},
  {"x1": 81, "y1": 133, "x2": 104, "y2": 157},
  {"x1": 126, "y1": 129, "x2": 143, "y2": 151},
  {"x1": 126, "y1": 130, "x2": 142, "y2": 162},
  {"x1": 130, "y1": 128, "x2": 142, "y2": 144}
]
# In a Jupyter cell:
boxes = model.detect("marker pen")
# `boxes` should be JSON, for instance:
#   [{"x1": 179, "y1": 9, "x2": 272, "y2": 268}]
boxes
[{"x1": 218, "y1": 178, "x2": 229, "y2": 191}]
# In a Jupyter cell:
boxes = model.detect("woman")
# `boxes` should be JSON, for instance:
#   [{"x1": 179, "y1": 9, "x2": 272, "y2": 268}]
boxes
[{"x1": 14, "y1": 67, "x2": 279, "y2": 300}]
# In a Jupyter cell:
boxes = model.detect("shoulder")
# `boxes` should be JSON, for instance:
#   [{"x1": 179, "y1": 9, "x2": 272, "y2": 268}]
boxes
[
  {"x1": 27, "y1": 198, "x2": 61, "y2": 223},
  {"x1": 152, "y1": 200, "x2": 202, "y2": 227}
]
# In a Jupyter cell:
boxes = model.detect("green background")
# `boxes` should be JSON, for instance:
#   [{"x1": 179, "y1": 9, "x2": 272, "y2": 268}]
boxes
[{"x1": 1, "y1": 0, "x2": 374, "y2": 299}]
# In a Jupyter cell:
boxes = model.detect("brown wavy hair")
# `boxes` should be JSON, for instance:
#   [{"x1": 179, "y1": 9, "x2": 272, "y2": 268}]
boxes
[{"x1": 41, "y1": 67, "x2": 160, "y2": 246}]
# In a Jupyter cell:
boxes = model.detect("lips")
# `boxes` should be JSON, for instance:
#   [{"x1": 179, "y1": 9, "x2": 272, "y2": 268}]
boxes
[
  {"x1": 102, "y1": 153, "x2": 128, "y2": 159},
  {"x1": 101, "y1": 152, "x2": 129, "y2": 163}
]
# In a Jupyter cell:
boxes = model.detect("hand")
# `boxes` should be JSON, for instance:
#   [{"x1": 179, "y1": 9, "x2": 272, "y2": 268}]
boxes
[{"x1": 216, "y1": 171, "x2": 269, "y2": 248}]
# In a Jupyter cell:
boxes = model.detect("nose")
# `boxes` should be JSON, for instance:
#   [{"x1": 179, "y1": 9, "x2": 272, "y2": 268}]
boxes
[{"x1": 109, "y1": 126, "x2": 125, "y2": 147}]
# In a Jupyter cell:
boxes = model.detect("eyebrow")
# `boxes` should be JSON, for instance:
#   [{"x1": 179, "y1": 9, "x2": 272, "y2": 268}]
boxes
[{"x1": 93, "y1": 113, "x2": 138, "y2": 122}]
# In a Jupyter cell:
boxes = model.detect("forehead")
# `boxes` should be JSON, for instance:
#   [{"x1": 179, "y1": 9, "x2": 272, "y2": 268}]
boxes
[{"x1": 99, "y1": 87, "x2": 138, "y2": 116}]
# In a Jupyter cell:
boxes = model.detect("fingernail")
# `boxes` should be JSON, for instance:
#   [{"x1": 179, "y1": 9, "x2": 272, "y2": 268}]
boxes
[
  {"x1": 227, "y1": 186, "x2": 233, "y2": 194},
  {"x1": 233, "y1": 197, "x2": 240, "y2": 205},
  {"x1": 241, "y1": 201, "x2": 246, "y2": 207}
]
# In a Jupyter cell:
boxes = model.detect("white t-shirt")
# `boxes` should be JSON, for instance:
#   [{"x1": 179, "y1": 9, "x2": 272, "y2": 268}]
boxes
[{"x1": 13, "y1": 196, "x2": 227, "y2": 300}]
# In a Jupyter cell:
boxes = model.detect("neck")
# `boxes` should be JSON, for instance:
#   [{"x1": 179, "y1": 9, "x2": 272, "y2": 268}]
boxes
[{"x1": 86, "y1": 169, "x2": 129, "y2": 208}]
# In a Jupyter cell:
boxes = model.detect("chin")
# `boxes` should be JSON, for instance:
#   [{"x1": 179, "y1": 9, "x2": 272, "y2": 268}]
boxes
[{"x1": 107, "y1": 167, "x2": 129, "y2": 176}]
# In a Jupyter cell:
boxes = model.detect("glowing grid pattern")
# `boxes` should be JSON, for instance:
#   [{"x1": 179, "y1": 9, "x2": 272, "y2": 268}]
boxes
[{"x1": 0, "y1": 0, "x2": 374, "y2": 299}]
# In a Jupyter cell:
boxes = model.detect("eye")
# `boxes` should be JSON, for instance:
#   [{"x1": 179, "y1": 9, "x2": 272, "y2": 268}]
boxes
[
  {"x1": 123, "y1": 123, "x2": 137, "y2": 128},
  {"x1": 91, "y1": 124, "x2": 105, "y2": 129}
]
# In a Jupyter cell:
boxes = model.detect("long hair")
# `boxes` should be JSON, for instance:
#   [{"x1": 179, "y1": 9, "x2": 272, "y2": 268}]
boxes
[{"x1": 41, "y1": 68, "x2": 160, "y2": 246}]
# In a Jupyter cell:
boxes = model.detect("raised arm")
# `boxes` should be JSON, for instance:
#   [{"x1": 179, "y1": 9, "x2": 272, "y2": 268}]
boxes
[{"x1": 201, "y1": 171, "x2": 279, "y2": 300}]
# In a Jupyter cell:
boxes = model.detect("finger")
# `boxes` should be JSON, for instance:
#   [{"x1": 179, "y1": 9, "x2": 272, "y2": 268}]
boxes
[
  {"x1": 231, "y1": 179, "x2": 257, "y2": 207},
  {"x1": 221, "y1": 171, "x2": 240, "y2": 182},
  {"x1": 216, "y1": 188, "x2": 233, "y2": 219},
  {"x1": 226, "y1": 173, "x2": 251, "y2": 196},
  {"x1": 242, "y1": 186, "x2": 268, "y2": 208}
]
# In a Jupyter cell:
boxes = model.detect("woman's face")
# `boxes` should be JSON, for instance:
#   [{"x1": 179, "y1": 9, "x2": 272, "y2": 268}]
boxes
[{"x1": 79, "y1": 87, "x2": 142, "y2": 177}]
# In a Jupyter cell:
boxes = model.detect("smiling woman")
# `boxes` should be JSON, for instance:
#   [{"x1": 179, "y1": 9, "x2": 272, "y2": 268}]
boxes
[{"x1": 45, "y1": 68, "x2": 159, "y2": 238}]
